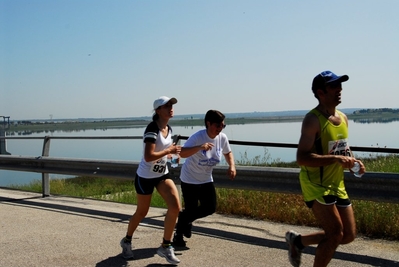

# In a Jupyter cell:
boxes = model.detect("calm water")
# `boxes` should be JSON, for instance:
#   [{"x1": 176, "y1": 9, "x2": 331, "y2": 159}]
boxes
[{"x1": 1, "y1": 120, "x2": 398, "y2": 186}]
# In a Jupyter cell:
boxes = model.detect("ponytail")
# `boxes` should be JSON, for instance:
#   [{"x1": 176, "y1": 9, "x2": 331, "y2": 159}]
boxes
[{"x1": 152, "y1": 113, "x2": 159, "y2": 121}]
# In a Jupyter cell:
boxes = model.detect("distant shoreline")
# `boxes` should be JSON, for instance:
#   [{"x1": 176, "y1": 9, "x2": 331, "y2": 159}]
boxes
[
  {"x1": 3, "y1": 113, "x2": 399, "y2": 133},
  {"x1": 4, "y1": 115, "x2": 306, "y2": 132}
]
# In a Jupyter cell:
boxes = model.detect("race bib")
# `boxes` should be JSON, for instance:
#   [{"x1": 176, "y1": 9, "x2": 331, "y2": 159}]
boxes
[
  {"x1": 151, "y1": 156, "x2": 167, "y2": 174},
  {"x1": 328, "y1": 139, "x2": 352, "y2": 157}
]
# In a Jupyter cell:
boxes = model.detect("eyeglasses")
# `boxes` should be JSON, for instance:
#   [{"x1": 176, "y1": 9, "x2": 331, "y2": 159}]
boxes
[{"x1": 213, "y1": 122, "x2": 226, "y2": 129}]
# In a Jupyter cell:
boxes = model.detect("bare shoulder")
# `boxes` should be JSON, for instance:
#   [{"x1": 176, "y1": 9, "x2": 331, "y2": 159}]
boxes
[
  {"x1": 337, "y1": 110, "x2": 349, "y2": 125},
  {"x1": 301, "y1": 112, "x2": 320, "y2": 131},
  {"x1": 298, "y1": 112, "x2": 320, "y2": 150}
]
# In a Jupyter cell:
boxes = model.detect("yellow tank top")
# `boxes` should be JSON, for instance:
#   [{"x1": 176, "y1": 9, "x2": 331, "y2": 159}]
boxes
[{"x1": 299, "y1": 109, "x2": 351, "y2": 200}]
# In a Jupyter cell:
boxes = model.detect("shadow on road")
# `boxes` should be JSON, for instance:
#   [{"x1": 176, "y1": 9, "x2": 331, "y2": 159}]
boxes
[{"x1": 1, "y1": 194, "x2": 397, "y2": 267}]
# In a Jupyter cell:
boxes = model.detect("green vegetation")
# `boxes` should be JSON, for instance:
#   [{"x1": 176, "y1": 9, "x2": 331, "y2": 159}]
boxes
[
  {"x1": 9, "y1": 153, "x2": 399, "y2": 241},
  {"x1": 353, "y1": 108, "x2": 399, "y2": 115},
  {"x1": 358, "y1": 154, "x2": 399, "y2": 173},
  {"x1": 350, "y1": 108, "x2": 399, "y2": 123}
]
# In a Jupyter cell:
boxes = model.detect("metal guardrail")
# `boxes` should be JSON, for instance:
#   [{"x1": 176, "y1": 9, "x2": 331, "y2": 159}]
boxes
[
  {"x1": 1, "y1": 155, "x2": 399, "y2": 203},
  {"x1": 2, "y1": 135, "x2": 399, "y2": 153},
  {"x1": 180, "y1": 135, "x2": 399, "y2": 153},
  {"x1": 0, "y1": 135, "x2": 399, "y2": 203}
]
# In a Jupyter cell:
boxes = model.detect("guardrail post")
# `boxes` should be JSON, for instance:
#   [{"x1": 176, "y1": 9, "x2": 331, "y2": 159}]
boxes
[
  {"x1": 41, "y1": 136, "x2": 51, "y2": 197},
  {"x1": 0, "y1": 128, "x2": 11, "y2": 155}
]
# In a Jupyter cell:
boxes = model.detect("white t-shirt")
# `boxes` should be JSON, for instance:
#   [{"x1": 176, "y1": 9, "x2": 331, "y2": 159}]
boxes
[
  {"x1": 136, "y1": 121, "x2": 171, "y2": 178},
  {"x1": 180, "y1": 129, "x2": 231, "y2": 184}
]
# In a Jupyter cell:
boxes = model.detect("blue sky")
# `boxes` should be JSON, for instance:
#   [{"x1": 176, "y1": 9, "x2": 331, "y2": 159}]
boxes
[{"x1": 1, "y1": 0, "x2": 398, "y2": 120}]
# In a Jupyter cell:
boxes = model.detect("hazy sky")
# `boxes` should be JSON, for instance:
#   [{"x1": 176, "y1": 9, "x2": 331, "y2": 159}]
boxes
[{"x1": 1, "y1": 0, "x2": 398, "y2": 120}]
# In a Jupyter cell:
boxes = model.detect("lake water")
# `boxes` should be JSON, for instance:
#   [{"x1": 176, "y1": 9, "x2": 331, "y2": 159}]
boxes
[{"x1": 1, "y1": 120, "x2": 398, "y2": 186}]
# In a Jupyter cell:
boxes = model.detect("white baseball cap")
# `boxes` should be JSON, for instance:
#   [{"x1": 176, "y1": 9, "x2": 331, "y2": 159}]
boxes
[{"x1": 153, "y1": 96, "x2": 178, "y2": 110}]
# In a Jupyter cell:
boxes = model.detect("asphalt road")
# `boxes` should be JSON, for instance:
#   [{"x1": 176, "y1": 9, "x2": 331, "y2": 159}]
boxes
[{"x1": 1, "y1": 188, "x2": 398, "y2": 267}]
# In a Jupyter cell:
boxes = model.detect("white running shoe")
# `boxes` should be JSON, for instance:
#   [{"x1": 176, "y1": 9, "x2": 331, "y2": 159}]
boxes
[
  {"x1": 120, "y1": 238, "x2": 134, "y2": 259},
  {"x1": 157, "y1": 245, "x2": 180, "y2": 265}
]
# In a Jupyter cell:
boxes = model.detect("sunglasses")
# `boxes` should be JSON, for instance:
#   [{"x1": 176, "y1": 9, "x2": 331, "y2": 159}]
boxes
[{"x1": 213, "y1": 122, "x2": 227, "y2": 129}]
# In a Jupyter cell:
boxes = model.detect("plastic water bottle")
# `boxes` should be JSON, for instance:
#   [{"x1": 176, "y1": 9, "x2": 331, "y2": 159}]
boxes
[
  {"x1": 170, "y1": 154, "x2": 179, "y2": 168},
  {"x1": 351, "y1": 162, "x2": 363, "y2": 178}
]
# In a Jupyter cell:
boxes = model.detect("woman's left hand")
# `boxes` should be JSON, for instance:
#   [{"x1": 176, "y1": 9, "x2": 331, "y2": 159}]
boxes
[{"x1": 227, "y1": 166, "x2": 236, "y2": 180}]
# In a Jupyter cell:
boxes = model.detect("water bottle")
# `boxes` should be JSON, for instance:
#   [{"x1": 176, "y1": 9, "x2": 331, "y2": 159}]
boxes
[
  {"x1": 170, "y1": 154, "x2": 179, "y2": 168},
  {"x1": 351, "y1": 162, "x2": 363, "y2": 178}
]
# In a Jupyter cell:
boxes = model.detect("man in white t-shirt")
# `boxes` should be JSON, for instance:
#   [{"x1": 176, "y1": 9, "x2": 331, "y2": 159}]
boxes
[{"x1": 173, "y1": 110, "x2": 236, "y2": 247}]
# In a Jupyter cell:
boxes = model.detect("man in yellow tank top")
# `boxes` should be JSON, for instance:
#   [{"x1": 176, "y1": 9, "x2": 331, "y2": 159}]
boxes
[{"x1": 285, "y1": 71, "x2": 366, "y2": 267}]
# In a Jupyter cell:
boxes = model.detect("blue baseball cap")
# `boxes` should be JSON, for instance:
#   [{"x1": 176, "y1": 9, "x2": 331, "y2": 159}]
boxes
[{"x1": 312, "y1": 70, "x2": 349, "y2": 93}]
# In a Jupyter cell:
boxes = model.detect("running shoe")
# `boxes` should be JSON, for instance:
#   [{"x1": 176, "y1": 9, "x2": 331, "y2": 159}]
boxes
[
  {"x1": 285, "y1": 230, "x2": 302, "y2": 267},
  {"x1": 120, "y1": 238, "x2": 134, "y2": 259},
  {"x1": 173, "y1": 233, "x2": 187, "y2": 247},
  {"x1": 157, "y1": 245, "x2": 180, "y2": 265}
]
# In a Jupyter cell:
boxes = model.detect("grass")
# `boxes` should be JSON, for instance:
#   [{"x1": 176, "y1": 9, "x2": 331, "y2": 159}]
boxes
[
  {"x1": 9, "y1": 153, "x2": 399, "y2": 241},
  {"x1": 358, "y1": 154, "x2": 399, "y2": 173}
]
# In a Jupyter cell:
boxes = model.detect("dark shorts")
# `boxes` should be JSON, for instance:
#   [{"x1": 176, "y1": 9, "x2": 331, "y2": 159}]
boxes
[
  {"x1": 134, "y1": 173, "x2": 171, "y2": 195},
  {"x1": 305, "y1": 195, "x2": 352, "y2": 209}
]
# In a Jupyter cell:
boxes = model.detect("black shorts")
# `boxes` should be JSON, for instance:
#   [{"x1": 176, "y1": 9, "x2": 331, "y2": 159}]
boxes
[
  {"x1": 134, "y1": 173, "x2": 171, "y2": 195},
  {"x1": 305, "y1": 195, "x2": 352, "y2": 209}
]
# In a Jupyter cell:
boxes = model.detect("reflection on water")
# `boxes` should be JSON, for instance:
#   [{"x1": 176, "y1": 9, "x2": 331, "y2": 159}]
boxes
[
  {"x1": 6, "y1": 128, "x2": 114, "y2": 136},
  {"x1": 6, "y1": 115, "x2": 399, "y2": 136},
  {"x1": 353, "y1": 117, "x2": 399, "y2": 124}
]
